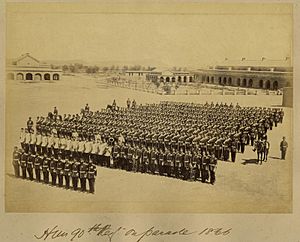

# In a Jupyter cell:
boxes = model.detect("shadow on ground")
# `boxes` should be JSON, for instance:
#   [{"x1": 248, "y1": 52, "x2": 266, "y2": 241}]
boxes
[
  {"x1": 269, "y1": 156, "x2": 281, "y2": 160},
  {"x1": 241, "y1": 159, "x2": 259, "y2": 165}
]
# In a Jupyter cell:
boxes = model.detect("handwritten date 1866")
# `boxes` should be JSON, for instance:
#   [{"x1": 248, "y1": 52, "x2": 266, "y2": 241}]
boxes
[{"x1": 34, "y1": 223, "x2": 232, "y2": 242}]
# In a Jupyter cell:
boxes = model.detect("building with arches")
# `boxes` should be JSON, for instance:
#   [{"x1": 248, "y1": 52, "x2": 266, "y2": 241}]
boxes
[
  {"x1": 6, "y1": 53, "x2": 62, "y2": 81},
  {"x1": 193, "y1": 57, "x2": 293, "y2": 90},
  {"x1": 146, "y1": 69, "x2": 194, "y2": 84}
]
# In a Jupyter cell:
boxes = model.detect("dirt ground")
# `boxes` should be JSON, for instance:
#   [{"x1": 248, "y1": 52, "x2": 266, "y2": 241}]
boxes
[{"x1": 5, "y1": 75, "x2": 293, "y2": 213}]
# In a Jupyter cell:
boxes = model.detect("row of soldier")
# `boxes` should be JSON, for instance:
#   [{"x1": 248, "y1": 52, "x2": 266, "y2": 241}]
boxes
[
  {"x1": 17, "y1": 101, "x2": 283, "y2": 185},
  {"x1": 12, "y1": 146, "x2": 97, "y2": 193}
]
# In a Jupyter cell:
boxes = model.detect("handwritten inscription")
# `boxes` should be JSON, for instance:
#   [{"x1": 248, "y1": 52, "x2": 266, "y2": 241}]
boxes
[{"x1": 34, "y1": 224, "x2": 232, "y2": 242}]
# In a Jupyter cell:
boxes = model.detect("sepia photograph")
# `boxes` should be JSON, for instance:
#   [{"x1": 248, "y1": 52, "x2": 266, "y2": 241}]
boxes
[{"x1": 4, "y1": 2, "x2": 293, "y2": 214}]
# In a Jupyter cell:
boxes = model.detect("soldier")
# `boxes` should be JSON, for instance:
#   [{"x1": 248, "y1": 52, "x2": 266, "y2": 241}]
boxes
[
  {"x1": 253, "y1": 139, "x2": 264, "y2": 165},
  {"x1": 57, "y1": 155, "x2": 65, "y2": 187},
  {"x1": 201, "y1": 154, "x2": 209, "y2": 183},
  {"x1": 126, "y1": 98, "x2": 131, "y2": 109},
  {"x1": 49, "y1": 155, "x2": 57, "y2": 185},
  {"x1": 27, "y1": 117, "x2": 34, "y2": 132},
  {"x1": 141, "y1": 146, "x2": 149, "y2": 173},
  {"x1": 64, "y1": 157, "x2": 72, "y2": 189},
  {"x1": 231, "y1": 139, "x2": 237, "y2": 162},
  {"x1": 165, "y1": 148, "x2": 174, "y2": 177},
  {"x1": 91, "y1": 139, "x2": 99, "y2": 165},
  {"x1": 53, "y1": 133, "x2": 60, "y2": 158},
  {"x1": 34, "y1": 153, "x2": 43, "y2": 182},
  {"x1": 112, "y1": 143, "x2": 120, "y2": 169},
  {"x1": 182, "y1": 150, "x2": 191, "y2": 180},
  {"x1": 87, "y1": 161, "x2": 97, "y2": 193},
  {"x1": 127, "y1": 143, "x2": 134, "y2": 171},
  {"x1": 119, "y1": 143, "x2": 127, "y2": 170},
  {"x1": 41, "y1": 133, "x2": 48, "y2": 155},
  {"x1": 280, "y1": 136, "x2": 288, "y2": 160},
  {"x1": 84, "y1": 138, "x2": 92, "y2": 162},
  {"x1": 71, "y1": 158, "x2": 80, "y2": 190},
  {"x1": 26, "y1": 151, "x2": 35, "y2": 181},
  {"x1": 240, "y1": 133, "x2": 247, "y2": 154},
  {"x1": 59, "y1": 134, "x2": 67, "y2": 159},
  {"x1": 12, "y1": 147, "x2": 20, "y2": 177},
  {"x1": 149, "y1": 146, "x2": 158, "y2": 174},
  {"x1": 19, "y1": 128, "x2": 26, "y2": 151},
  {"x1": 24, "y1": 128, "x2": 31, "y2": 153},
  {"x1": 222, "y1": 138, "x2": 231, "y2": 161},
  {"x1": 36, "y1": 130, "x2": 42, "y2": 155},
  {"x1": 195, "y1": 151, "x2": 202, "y2": 182},
  {"x1": 47, "y1": 133, "x2": 54, "y2": 156},
  {"x1": 263, "y1": 138, "x2": 270, "y2": 161},
  {"x1": 20, "y1": 150, "x2": 28, "y2": 179},
  {"x1": 42, "y1": 154, "x2": 50, "y2": 184},
  {"x1": 29, "y1": 131, "x2": 37, "y2": 154},
  {"x1": 79, "y1": 159, "x2": 88, "y2": 192},
  {"x1": 174, "y1": 148, "x2": 183, "y2": 179},
  {"x1": 208, "y1": 154, "x2": 217, "y2": 185},
  {"x1": 158, "y1": 148, "x2": 165, "y2": 176}
]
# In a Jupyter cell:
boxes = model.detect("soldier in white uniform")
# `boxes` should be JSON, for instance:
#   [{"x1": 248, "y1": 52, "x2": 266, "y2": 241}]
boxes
[
  {"x1": 29, "y1": 131, "x2": 37, "y2": 154},
  {"x1": 36, "y1": 131, "x2": 42, "y2": 155},
  {"x1": 19, "y1": 128, "x2": 26, "y2": 151},
  {"x1": 24, "y1": 129, "x2": 31, "y2": 153}
]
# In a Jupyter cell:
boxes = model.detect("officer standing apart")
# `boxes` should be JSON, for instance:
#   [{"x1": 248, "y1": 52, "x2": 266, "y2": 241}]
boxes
[
  {"x1": 280, "y1": 137, "x2": 288, "y2": 160},
  {"x1": 12, "y1": 147, "x2": 20, "y2": 177}
]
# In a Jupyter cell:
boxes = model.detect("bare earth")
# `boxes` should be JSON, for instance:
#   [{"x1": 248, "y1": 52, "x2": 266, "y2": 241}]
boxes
[{"x1": 5, "y1": 75, "x2": 292, "y2": 213}]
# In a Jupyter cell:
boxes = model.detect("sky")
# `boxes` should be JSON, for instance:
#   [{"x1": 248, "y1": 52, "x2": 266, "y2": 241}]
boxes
[{"x1": 6, "y1": 3, "x2": 293, "y2": 68}]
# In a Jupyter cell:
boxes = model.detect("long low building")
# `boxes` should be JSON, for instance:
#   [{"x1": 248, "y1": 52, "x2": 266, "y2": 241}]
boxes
[
  {"x1": 192, "y1": 58, "x2": 293, "y2": 90},
  {"x1": 6, "y1": 53, "x2": 62, "y2": 81}
]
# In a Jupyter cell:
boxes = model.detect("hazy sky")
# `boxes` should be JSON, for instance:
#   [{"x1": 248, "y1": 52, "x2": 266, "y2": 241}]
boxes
[{"x1": 6, "y1": 3, "x2": 292, "y2": 68}]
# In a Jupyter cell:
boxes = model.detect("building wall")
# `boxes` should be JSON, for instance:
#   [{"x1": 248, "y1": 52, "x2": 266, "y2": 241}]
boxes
[{"x1": 194, "y1": 69, "x2": 292, "y2": 90}]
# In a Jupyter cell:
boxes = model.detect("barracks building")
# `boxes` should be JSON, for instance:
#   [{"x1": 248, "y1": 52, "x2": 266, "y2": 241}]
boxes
[
  {"x1": 192, "y1": 57, "x2": 293, "y2": 90},
  {"x1": 6, "y1": 53, "x2": 62, "y2": 81}
]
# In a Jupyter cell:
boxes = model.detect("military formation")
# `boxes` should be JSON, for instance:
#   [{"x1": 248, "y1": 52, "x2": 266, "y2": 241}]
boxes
[{"x1": 13, "y1": 100, "x2": 284, "y2": 187}]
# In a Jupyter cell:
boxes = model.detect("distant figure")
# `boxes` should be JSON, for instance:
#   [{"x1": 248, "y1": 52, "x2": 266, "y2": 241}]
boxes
[
  {"x1": 53, "y1": 106, "x2": 58, "y2": 116},
  {"x1": 280, "y1": 137, "x2": 288, "y2": 160},
  {"x1": 126, "y1": 98, "x2": 131, "y2": 109},
  {"x1": 85, "y1": 103, "x2": 90, "y2": 112},
  {"x1": 27, "y1": 117, "x2": 33, "y2": 132},
  {"x1": 132, "y1": 99, "x2": 136, "y2": 109}
]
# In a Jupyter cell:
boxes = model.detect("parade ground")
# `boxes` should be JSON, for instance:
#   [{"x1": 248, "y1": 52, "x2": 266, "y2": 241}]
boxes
[{"x1": 5, "y1": 75, "x2": 292, "y2": 213}]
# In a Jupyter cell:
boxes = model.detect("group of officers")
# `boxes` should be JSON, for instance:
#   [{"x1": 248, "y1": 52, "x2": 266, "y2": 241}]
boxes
[
  {"x1": 14, "y1": 100, "x2": 284, "y2": 187},
  {"x1": 13, "y1": 128, "x2": 97, "y2": 193}
]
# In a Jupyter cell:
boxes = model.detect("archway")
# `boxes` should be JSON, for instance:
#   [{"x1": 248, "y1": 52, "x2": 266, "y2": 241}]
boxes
[
  {"x1": 228, "y1": 77, "x2": 232, "y2": 85},
  {"x1": 223, "y1": 77, "x2": 227, "y2": 85},
  {"x1": 7, "y1": 73, "x2": 14, "y2": 80},
  {"x1": 273, "y1": 81, "x2": 278, "y2": 90},
  {"x1": 26, "y1": 73, "x2": 33, "y2": 80},
  {"x1": 237, "y1": 78, "x2": 241, "y2": 86},
  {"x1": 17, "y1": 73, "x2": 24, "y2": 80},
  {"x1": 265, "y1": 80, "x2": 271, "y2": 89},
  {"x1": 189, "y1": 76, "x2": 193, "y2": 82},
  {"x1": 171, "y1": 77, "x2": 176, "y2": 82},
  {"x1": 259, "y1": 80, "x2": 264, "y2": 88},
  {"x1": 178, "y1": 76, "x2": 182, "y2": 82},
  {"x1": 34, "y1": 73, "x2": 42, "y2": 81},
  {"x1": 183, "y1": 76, "x2": 187, "y2": 82},
  {"x1": 218, "y1": 77, "x2": 222, "y2": 85},
  {"x1": 160, "y1": 76, "x2": 164, "y2": 82},
  {"x1": 166, "y1": 77, "x2": 170, "y2": 82},
  {"x1": 53, "y1": 73, "x2": 60, "y2": 80},
  {"x1": 211, "y1": 76, "x2": 214, "y2": 84},
  {"x1": 248, "y1": 79, "x2": 253, "y2": 88},
  {"x1": 44, "y1": 73, "x2": 51, "y2": 80},
  {"x1": 206, "y1": 76, "x2": 210, "y2": 83},
  {"x1": 242, "y1": 79, "x2": 247, "y2": 87}
]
